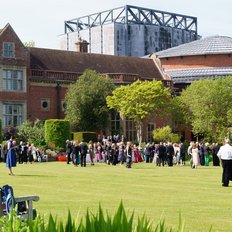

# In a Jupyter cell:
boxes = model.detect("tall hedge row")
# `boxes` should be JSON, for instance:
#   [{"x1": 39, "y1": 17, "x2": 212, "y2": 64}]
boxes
[
  {"x1": 45, "y1": 119, "x2": 70, "y2": 149},
  {"x1": 72, "y1": 132, "x2": 97, "y2": 142}
]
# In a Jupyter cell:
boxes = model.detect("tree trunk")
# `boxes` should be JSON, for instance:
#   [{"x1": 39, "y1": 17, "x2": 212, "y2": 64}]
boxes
[{"x1": 136, "y1": 122, "x2": 142, "y2": 144}]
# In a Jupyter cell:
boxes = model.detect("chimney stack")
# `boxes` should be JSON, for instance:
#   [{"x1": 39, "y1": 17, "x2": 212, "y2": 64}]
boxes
[{"x1": 75, "y1": 38, "x2": 89, "y2": 53}]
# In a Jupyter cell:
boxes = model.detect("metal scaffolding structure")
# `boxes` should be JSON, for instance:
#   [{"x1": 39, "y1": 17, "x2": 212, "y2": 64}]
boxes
[
  {"x1": 62, "y1": 5, "x2": 198, "y2": 56},
  {"x1": 64, "y1": 5, "x2": 197, "y2": 34}
]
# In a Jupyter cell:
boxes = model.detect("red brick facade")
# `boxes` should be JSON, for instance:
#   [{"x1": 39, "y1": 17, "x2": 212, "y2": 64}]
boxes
[
  {"x1": 160, "y1": 54, "x2": 232, "y2": 70},
  {"x1": 0, "y1": 23, "x2": 174, "y2": 142}
]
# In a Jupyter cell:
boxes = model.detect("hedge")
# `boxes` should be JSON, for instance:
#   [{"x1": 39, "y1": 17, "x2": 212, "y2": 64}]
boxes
[
  {"x1": 45, "y1": 119, "x2": 70, "y2": 149},
  {"x1": 73, "y1": 132, "x2": 97, "y2": 143}
]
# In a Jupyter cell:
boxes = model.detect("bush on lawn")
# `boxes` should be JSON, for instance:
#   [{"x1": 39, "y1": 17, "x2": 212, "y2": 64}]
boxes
[
  {"x1": 45, "y1": 119, "x2": 70, "y2": 149},
  {"x1": 72, "y1": 132, "x2": 97, "y2": 142}
]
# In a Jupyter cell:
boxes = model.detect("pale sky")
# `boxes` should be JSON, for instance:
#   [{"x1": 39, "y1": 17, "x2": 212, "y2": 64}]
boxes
[{"x1": 1, "y1": 0, "x2": 232, "y2": 49}]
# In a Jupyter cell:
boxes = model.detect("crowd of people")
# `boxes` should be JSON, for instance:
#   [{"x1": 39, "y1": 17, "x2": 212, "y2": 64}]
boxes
[
  {"x1": 65, "y1": 136, "x2": 222, "y2": 169},
  {"x1": 0, "y1": 137, "x2": 47, "y2": 175},
  {"x1": 3, "y1": 134, "x2": 231, "y2": 188}
]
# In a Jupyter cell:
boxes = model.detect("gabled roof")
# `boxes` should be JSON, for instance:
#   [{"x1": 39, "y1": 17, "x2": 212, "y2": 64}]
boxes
[
  {"x1": 156, "y1": 36, "x2": 232, "y2": 58},
  {"x1": 29, "y1": 47, "x2": 164, "y2": 80}
]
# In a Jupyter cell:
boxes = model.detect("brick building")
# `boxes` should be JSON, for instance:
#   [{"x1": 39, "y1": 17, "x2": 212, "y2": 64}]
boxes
[
  {"x1": 149, "y1": 36, "x2": 232, "y2": 140},
  {"x1": 154, "y1": 36, "x2": 232, "y2": 94},
  {"x1": 0, "y1": 23, "x2": 172, "y2": 142}
]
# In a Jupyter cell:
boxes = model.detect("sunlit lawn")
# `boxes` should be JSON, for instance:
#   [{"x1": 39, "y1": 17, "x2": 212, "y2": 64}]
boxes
[{"x1": 0, "y1": 161, "x2": 231, "y2": 231}]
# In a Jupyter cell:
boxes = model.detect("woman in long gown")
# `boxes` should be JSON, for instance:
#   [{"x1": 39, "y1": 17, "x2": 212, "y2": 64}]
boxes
[
  {"x1": 6, "y1": 137, "x2": 17, "y2": 175},
  {"x1": 191, "y1": 143, "x2": 199, "y2": 169}
]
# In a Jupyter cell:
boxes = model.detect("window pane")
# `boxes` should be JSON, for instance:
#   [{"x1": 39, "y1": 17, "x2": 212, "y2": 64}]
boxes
[
  {"x1": 2, "y1": 70, "x2": 23, "y2": 91},
  {"x1": 3, "y1": 103, "x2": 23, "y2": 127},
  {"x1": 18, "y1": 71, "x2": 23, "y2": 80},
  {"x1": 3, "y1": 43, "x2": 14, "y2": 58}
]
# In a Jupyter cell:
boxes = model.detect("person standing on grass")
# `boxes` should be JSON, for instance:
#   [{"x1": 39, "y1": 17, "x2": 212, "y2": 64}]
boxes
[
  {"x1": 88, "y1": 140, "x2": 95, "y2": 166},
  {"x1": 6, "y1": 136, "x2": 17, "y2": 175},
  {"x1": 125, "y1": 141, "x2": 133, "y2": 168},
  {"x1": 65, "y1": 140, "x2": 72, "y2": 164},
  {"x1": 217, "y1": 138, "x2": 232, "y2": 187},
  {"x1": 80, "y1": 139, "x2": 88, "y2": 167},
  {"x1": 191, "y1": 142, "x2": 199, "y2": 169},
  {"x1": 166, "y1": 142, "x2": 174, "y2": 167},
  {"x1": 212, "y1": 143, "x2": 220, "y2": 166},
  {"x1": 72, "y1": 140, "x2": 80, "y2": 167},
  {"x1": 179, "y1": 143, "x2": 186, "y2": 166}
]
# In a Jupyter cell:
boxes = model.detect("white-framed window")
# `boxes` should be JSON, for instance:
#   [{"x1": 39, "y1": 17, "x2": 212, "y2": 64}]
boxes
[
  {"x1": 3, "y1": 103, "x2": 23, "y2": 127},
  {"x1": 147, "y1": 123, "x2": 155, "y2": 143},
  {"x1": 41, "y1": 99, "x2": 50, "y2": 111},
  {"x1": 3, "y1": 70, "x2": 23, "y2": 91},
  {"x1": 3, "y1": 42, "x2": 15, "y2": 58},
  {"x1": 111, "y1": 110, "x2": 120, "y2": 135},
  {"x1": 125, "y1": 118, "x2": 136, "y2": 142}
]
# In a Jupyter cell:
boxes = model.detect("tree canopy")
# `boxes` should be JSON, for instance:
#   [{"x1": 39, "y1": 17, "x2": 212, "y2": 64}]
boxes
[
  {"x1": 65, "y1": 69, "x2": 114, "y2": 131},
  {"x1": 153, "y1": 125, "x2": 180, "y2": 143},
  {"x1": 17, "y1": 119, "x2": 46, "y2": 147},
  {"x1": 106, "y1": 80, "x2": 171, "y2": 142},
  {"x1": 180, "y1": 76, "x2": 232, "y2": 142}
]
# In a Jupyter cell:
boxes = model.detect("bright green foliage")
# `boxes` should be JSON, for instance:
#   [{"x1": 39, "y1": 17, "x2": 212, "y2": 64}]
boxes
[
  {"x1": 180, "y1": 76, "x2": 232, "y2": 142},
  {"x1": 24, "y1": 40, "x2": 35, "y2": 47},
  {"x1": 107, "y1": 80, "x2": 171, "y2": 142},
  {"x1": 65, "y1": 69, "x2": 114, "y2": 131},
  {"x1": 17, "y1": 119, "x2": 46, "y2": 147},
  {"x1": 0, "y1": 203, "x2": 188, "y2": 232},
  {"x1": 73, "y1": 132, "x2": 97, "y2": 142},
  {"x1": 45, "y1": 119, "x2": 70, "y2": 149},
  {"x1": 153, "y1": 125, "x2": 180, "y2": 143}
]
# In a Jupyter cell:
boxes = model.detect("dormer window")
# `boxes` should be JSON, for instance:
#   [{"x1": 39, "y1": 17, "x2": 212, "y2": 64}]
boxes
[{"x1": 3, "y1": 42, "x2": 15, "y2": 58}]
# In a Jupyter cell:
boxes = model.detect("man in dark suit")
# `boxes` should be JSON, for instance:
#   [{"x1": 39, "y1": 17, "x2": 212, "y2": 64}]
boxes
[
  {"x1": 166, "y1": 142, "x2": 174, "y2": 167},
  {"x1": 80, "y1": 140, "x2": 88, "y2": 167},
  {"x1": 65, "y1": 140, "x2": 72, "y2": 164}
]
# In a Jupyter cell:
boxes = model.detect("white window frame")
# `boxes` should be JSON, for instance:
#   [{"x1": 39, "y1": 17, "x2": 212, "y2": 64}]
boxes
[
  {"x1": 3, "y1": 69, "x2": 23, "y2": 91},
  {"x1": 3, "y1": 103, "x2": 23, "y2": 127}
]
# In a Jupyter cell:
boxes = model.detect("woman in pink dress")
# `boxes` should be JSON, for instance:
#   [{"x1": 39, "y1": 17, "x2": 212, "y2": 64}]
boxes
[
  {"x1": 96, "y1": 142, "x2": 103, "y2": 162},
  {"x1": 88, "y1": 140, "x2": 94, "y2": 165}
]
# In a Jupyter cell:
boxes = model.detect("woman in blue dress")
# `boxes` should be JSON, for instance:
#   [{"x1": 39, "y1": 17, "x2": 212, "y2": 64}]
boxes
[{"x1": 6, "y1": 137, "x2": 17, "y2": 175}]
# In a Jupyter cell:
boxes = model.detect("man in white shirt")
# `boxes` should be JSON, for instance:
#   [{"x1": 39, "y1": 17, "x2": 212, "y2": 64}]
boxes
[{"x1": 217, "y1": 138, "x2": 232, "y2": 187}]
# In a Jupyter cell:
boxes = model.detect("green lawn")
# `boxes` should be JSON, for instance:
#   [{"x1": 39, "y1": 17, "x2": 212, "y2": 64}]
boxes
[{"x1": 0, "y1": 161, "x2": 231, "y2": 232}]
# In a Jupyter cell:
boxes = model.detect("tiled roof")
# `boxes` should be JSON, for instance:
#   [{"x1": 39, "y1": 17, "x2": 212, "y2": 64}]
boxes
[
  {"x1": 29, "y1": 47, "x2": 164, "y2": 80},
  {"x1": 155, "y1": 36, "x2": 232, "y2": 58},
  {"x1": 166, "y1": 67, "x2": 232, "y2": 83}
]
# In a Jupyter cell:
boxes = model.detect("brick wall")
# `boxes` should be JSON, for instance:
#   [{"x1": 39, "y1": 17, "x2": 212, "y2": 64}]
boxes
[
  {"x1": 28, "y1": 83, "x2": 67, "y2": 121},
  {"x1": 160, "y1": 54, "x2": 232, "y2": 70}
]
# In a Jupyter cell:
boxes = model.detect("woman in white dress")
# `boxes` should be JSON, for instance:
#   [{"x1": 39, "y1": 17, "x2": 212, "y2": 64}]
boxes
[{"x1": 191, "y1": 143, "x2": 199, "y2": 168}]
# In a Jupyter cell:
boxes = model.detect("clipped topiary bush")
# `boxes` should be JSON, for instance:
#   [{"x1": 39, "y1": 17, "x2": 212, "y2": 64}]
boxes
[
  {"x1": 45, "y1": 119, "x2": 70, "y2": 149},
  {"x1": 73, "y1": 132, "x2": 97, "y2": 142}
]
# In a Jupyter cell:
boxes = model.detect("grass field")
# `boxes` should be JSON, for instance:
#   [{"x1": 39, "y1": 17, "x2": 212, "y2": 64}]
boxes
[{"x1": 0, "y1": 161, "x2": 231, "y2": 232}]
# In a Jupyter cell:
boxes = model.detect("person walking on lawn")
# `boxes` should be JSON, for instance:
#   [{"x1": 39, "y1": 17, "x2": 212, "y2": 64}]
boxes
[{"x1": 217, "y1": 138, "x2": 232, "y2": 187}]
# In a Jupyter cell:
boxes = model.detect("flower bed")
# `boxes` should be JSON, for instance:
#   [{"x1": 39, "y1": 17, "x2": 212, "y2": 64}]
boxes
[{"x1": 56, "y1": 155, "x2": 66, "y2": 162}]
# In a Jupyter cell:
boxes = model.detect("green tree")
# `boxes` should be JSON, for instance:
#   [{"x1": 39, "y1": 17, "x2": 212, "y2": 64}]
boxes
[
  {"x1": 65, "y1": 69, "x2": 114, "y2": 131},
  {"x1": 152, "y1": 125, "x2": 180, "y2": 143},
  {"x1": 106, "y1": 80, "x2": 171, "y2": 143},
  {"x1": 17, "y1": 119, "x2": 46, "y2": 147},
  {"x1": 24, "y1": 40, "x2": 35, "y2": 47},
  {"x1": 180, "y1": 76, "x2": 232, "y2": 142}
]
